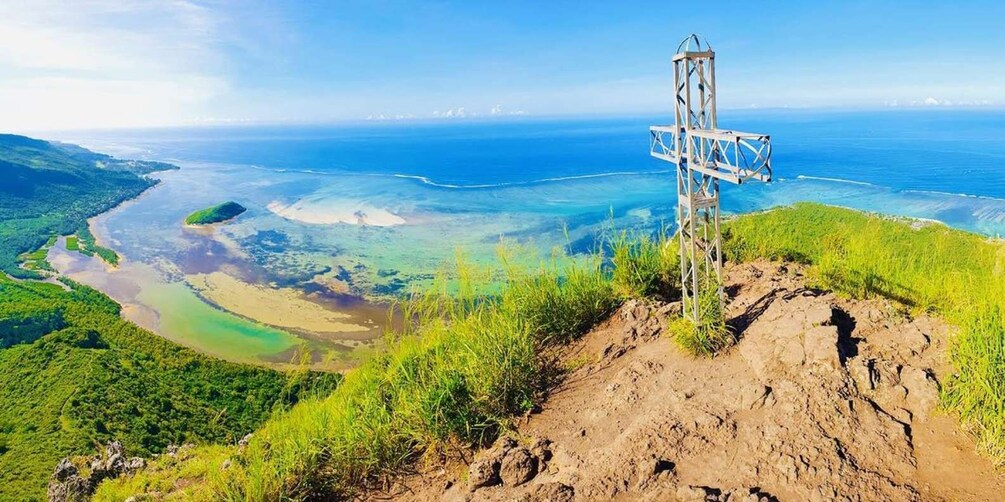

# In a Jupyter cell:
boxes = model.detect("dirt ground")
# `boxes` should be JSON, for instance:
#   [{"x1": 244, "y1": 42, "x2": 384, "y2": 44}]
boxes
[{"x1": 382, "y1": 261, "x2": 1004, "y2": 501}]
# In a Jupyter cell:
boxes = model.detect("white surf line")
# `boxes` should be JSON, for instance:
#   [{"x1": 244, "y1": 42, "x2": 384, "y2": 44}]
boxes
[{"x1": 795, "y1": 175, "x2": 877, "y2": 187}]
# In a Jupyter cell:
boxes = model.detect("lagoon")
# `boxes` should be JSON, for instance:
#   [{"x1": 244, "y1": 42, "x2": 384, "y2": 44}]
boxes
[{"x1": 47, "y1": 110, "x2": 1005, "y2": 367}]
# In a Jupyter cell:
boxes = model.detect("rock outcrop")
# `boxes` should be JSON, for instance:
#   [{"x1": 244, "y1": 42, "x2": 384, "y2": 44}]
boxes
[
  {"x1": 382, "y1": 261, "x2": 1005, "y2": 501},
  {"x1": 48, "y1": 441, "x2": 145, "y2": 502}
]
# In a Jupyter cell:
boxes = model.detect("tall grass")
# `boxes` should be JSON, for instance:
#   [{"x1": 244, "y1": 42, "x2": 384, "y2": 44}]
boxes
[
  {"x1": 669, "y1": 282, "x2": 733, "y2": 357},
  {"x1": 724, "y1": 202, "x2": 1005, "y2": 465},
  {"x1": 102, "y1": 253, "x2": 620, "y2": 501},
  {"x1": 95, "y1": 202, "x2": 1005, "y2": 500},
  {"x1": 608, "y1": 228, "x2": 680, "y2": 299}
]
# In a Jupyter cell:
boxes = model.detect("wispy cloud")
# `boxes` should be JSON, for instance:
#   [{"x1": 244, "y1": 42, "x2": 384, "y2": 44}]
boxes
[{"x1": 0, "y1": 0, "x2": 229, "y2": 130}]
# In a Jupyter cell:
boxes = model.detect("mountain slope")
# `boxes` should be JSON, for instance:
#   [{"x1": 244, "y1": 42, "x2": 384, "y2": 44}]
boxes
[
  {"x1": 0, "y1": 134, "x2": 336, "y2": 500},
  {"x1": 0, "y1": 134, "x2": 175, "y2": 278}
]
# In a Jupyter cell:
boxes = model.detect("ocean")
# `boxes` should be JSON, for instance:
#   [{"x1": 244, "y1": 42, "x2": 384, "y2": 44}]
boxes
[{"x1": 45, "y1": 109, "x2": 1005, "y2": 366}]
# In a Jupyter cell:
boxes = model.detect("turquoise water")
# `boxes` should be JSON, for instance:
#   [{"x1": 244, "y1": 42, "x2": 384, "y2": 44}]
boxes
[{"x1": 48, "y1": 110, "x2": 1005, "y2": 364}]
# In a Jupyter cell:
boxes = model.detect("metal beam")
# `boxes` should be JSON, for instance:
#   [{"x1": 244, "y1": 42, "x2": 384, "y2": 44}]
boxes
[{"x1": 650, "y1": 34, "x2": 773, "y2": 323}]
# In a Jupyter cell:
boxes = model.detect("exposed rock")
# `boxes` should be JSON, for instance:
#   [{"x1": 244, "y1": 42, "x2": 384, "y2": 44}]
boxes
[
  {"x1": 47, "y1": 459, "x2": 89, "y2": 502},
  {"x1": 47, "y1": 440, "x2": 148, "y2": 502},
  {"x1": 499, "y1": 447, "x2": 538, "y2": 486},
  {"x1": 382, "y1": 261, "x2": 1003, "y2": 502},
  {"x1": 468, "y1": 457, "x2": 500, "y2": 491},
  {"x1": 238, "y1": 432, "x2": 253, "y2": 453},
  {"x1": 901, "y1": 366, "x2": 940, "y2": 421},
  {"x1": 529, "y1": 437, "x2": 553, "y2": 464},
  {"x1": 738, "y1": 384, "x2": 774, "y2": 410},
  {"x1": 803, "y1": 325, "x2": 842, "y2": 370},
  {"x1": 676, "y1": 484, "x2": 725, "y2": 501}
]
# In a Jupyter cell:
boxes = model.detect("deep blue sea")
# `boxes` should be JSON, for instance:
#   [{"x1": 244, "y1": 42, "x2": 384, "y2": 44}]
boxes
[
  {"x1": 61, "y1": 109, "x2": 1005, "y2": 235},
  {"x1": 41, "y1": 109, "x2": 1005, "y2": 365}
]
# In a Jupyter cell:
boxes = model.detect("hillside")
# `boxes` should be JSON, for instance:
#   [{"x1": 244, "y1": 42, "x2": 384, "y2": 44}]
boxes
[
  {"x1": 184, "y1": 201, "x2": 247, "y2": 225},
  {"x1": 0, "y1": 134, "x2": 176, "y2": 278},
  {"x1": 0, "y1": 135, "x2": 337, "y2": 500},
  {"x1": 391, "y1": 262, "x2": 1003, "y2": 500},
  {"x1": 95, "y1": 203, "x2": 1005, "y2": 500}
]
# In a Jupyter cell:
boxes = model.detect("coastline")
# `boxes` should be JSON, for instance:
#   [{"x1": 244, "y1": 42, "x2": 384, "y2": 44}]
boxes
[{"x1": 56, "y1": 162, "x2": 391, "y2": 369}]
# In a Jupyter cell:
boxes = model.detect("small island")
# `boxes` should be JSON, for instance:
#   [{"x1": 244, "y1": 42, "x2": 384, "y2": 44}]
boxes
[{"x1": 184, "y1": 201, "x2": 247, "y2": 225}]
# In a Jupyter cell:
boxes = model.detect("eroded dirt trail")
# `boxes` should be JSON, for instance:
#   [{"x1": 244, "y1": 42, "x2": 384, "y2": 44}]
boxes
[{"x1": 388, "y1": 262, "x2": 1003, "y2": 501}]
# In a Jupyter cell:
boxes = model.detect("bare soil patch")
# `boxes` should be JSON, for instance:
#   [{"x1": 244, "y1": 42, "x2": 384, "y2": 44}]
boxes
[{"x1": 384, "y1": 261, "x2": 1004, "y2": 501}]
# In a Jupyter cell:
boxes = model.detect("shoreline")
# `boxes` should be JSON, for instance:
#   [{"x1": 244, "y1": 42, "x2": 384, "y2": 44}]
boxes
[{"x1": 60, "y1": 163, "x2": 391, "y2": 370}]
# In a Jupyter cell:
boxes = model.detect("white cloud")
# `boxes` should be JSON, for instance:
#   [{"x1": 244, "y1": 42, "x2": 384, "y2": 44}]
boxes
[
  {"x1": 434, "y1": 107, "x2": 467, "y2": 119},
  {"x1": 0, "y1": 0, "x2": 228, "y2": 131}
]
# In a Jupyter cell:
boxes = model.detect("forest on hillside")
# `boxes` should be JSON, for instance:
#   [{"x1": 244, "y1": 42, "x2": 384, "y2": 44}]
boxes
[
  {"x1": 0, "y1": 134, "x2": 175, "y2": 278},
  {"x1": 0, "y1": 135, "x2": 336, "y2": 500}
]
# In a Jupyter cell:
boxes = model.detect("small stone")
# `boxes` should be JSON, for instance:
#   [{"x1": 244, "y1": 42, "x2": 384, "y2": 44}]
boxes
[
  {"x1": 125, "y1": 457, "x2": 145, "y2": 473},
  {"x1": 529, "y1": 437, "x2": 553, "y2": 463},
  {"x1": 499, "y1": 447, "x2": 538, "y2": 486},
  {"x1": 739, "y1": 384, "x2": 773, "y2": 410},
  {"x1": 238, "y1": 433, "x2": 253, "y2": 453},
  {"x1": 467, "y1": 458, "x2": 500, "y2": 491},
  {"x1": 496, "y1": 436, "x2": 518, "y2": 451}
]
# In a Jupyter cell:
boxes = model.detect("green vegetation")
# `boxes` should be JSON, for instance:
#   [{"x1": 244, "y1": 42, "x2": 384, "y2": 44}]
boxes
[
  {"x1": 0, "y1": 134, "x2": 335, "y2": 500},
  {"x1": 97, "y1": 202, "x2": 1005, "y2": 499},
  {"x1": 0, "y1": 133, "x2": 174, "y2": 278},
  {"x1": 0, "y1": 276, "x2": 338, "y2": 500},
  {"x1": 97, "y1": 253, "x2": 622, "y2": 500},
  {"x1": 16, "y1": 237, "x2": 57, "y2": 274},
  {"x1": 724, "y1": 202, "x2": 1005, "y2": 465},
  {"x1": 608, "y1": 229, "x2": 680, "y2": 299},
  {"x1": 668, "y1": 284, "x2": 733, "y2": 357},
  {"x1": 184, "y1": 201, "x2": 247, "y2": 226},
  {"x1": 74, "y1": 225, "x2": 119, "y2": 265}
]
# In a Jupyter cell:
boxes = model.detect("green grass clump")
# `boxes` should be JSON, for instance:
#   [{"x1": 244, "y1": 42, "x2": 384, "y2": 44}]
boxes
[
  {"x1": 608, "y1": 229, "x2": 680, "y2": 299},
  {"x1": 65, "y1": 235, "x2": 79, "y2": 251},
  {"x1": 724, "y1": 202, "x2": 1005, "y2": 465},
  {"x1": 668, "y1": 282, "x2": 732, "y2": 357},
  {"x1": 942, "y1": 306, "x2": 1005, "y2": 462}
]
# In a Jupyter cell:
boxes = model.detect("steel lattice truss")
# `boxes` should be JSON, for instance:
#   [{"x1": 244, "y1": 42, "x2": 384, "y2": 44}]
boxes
[{"x1": 649, "y1": 34, "x2": 773, "y2": 322}]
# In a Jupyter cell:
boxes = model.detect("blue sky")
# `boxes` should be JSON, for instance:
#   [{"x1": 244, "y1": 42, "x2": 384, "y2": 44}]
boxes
[{"x1": 2, "y1": 1, "x2": 1004, "y2": 130}]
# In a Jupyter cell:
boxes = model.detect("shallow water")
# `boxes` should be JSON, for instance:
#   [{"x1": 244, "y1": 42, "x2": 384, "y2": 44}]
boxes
[{"x1": 48, "y1": 110, "x2": 1005, "y2": 366}]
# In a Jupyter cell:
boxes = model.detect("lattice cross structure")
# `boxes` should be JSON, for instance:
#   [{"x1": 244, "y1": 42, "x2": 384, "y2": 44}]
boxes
[{"x1": 650, "y1": 34, "x2": 773, "y2": 322}]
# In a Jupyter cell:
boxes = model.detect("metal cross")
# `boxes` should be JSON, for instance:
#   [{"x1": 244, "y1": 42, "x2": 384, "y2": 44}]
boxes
[{"x1": 650, "y1": 34, "x2": 773, "y2": 322}]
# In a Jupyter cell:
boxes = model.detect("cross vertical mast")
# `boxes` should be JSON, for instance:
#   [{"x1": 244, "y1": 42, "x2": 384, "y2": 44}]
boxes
[{"x1": 651, "y1": 34, "x2": 773, "y2": 322}]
